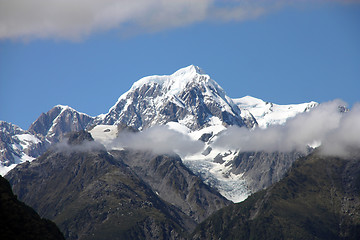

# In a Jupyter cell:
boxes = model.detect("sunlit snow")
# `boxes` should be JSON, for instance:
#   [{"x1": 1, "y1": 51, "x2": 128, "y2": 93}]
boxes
[{"x1": 234, "y1": 96, "x2": 318, "y2": 128}]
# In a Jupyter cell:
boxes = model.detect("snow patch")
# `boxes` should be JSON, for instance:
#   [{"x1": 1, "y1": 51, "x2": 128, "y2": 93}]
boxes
[
  {"x1": 89, "y1": 125, "x2": 118, "y2": 146},
  {"x1": 16, "y1": 134, "x2": 41, "y2": 145},
  {"x1": 166, "y1": 122, "x2": 191, "y2": 135},
  {"x1": 0, "y1": 153, "x2": 35, "y2": 176}
]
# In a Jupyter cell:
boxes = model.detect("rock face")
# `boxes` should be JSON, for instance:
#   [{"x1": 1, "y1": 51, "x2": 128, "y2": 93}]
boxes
[
  {"x1": 0, "y1": 105, "x2": 95, "y2": 175},
  {"x1": 0, "y1": 121, "x2": 46, "y2": 175},
  {"x1": 192, "y1": 152, "x2": 360, "y2": 240},
  {"x1": 29, "y1": 105, "x2": 95, "y2": 143},
  {"x1": 229, "y1": 151, "x2": 306, "y2": 193},
  {"x1": 99, "y1": 65, "x2": 250, "y2": 130},
  {"x1": 5, "y1": 132, "x2": 197, "y2": 239},
  {"x1": 110, "y1": 150, "x2": 230, "y2": 223},
  {"x1": 0, "y1": 175, "x2": 65, "y2": 240}
]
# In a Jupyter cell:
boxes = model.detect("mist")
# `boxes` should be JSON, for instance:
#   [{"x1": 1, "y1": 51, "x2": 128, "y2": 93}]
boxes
[
  {"x1": 108, "y1": 125, "x2": 204, "y2": 156},
  {"x1": 53, "y1": 138, "x2": 105, "y2": 154},
  {"x1": 214, "y1": 99, "x2": 360, "y2": 157},
  {"x1": 77, "y1": 99, "x2": 360, "y2": 158},
  {"x1": 321, "y1": 103, "x2": 360, "y2": 157}
]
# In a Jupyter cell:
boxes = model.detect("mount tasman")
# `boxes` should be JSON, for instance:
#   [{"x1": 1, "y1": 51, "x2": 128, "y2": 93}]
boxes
[
  {"x1": 4, "y1": 65, "x2": 357, "y2": 239},
  {"x1": 0, "y1": 65, "x2": 317, "y2": 200}
]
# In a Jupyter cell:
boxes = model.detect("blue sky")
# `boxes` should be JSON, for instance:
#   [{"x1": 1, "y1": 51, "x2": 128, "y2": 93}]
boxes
[{"x1": 1, "y1": 0, "x2": 360, "y2": 129}]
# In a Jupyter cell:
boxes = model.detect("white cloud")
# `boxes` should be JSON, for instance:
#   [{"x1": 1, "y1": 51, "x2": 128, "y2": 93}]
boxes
[
  {"x1": 104, "y1": 99, "x2": 360, "y2": 158},
  {"x1": 53, "y1": 138, "x2": 105, "y2": 153},
  {"x1": 0, "y1": 0, "x2": 211, "y2": 40},
  {"x1": 57, "y1": 99, "x2": 360, "y2": 158},
  {"x1": 321, "y1": 103, "x2": 360, "y2": 157},
  {"x1": 1, "y1": 0, "x2": 355, "y2": 40},
  {"x1": 109, "y1": 125, "x2": 204, "y2": 155},
  {"x1": 214, "y1": 99, "x2": 360, "y2": 157}
]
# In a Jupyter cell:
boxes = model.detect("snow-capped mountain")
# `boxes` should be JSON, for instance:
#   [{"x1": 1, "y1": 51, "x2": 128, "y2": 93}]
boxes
[
  {"x1": 99, "y1": 65, "x2": 252, "y2": 130},
  {"x1": 234, "y1": 96, "x2": 318, "y2": 128},
  {"x1": 29, "y1": 105, "x2": 95, "y2": 142},
  {"x1": 1, "y1": 65, "x2": 320, "y2": 202},
  {"x1": 0, "y1": 105, "x2": 96, "y2": 175},
  {"x1": 179, "y1": 95, "x2": 318, "y2": 201},
  {"x1": 0, "y1": 121, "x2": 45, "y2": 175}
]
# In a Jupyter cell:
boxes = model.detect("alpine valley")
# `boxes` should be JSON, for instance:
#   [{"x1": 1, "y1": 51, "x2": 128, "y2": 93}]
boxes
[{"x1": 1, "y1": 65, "x2": 359, "y2": 239}]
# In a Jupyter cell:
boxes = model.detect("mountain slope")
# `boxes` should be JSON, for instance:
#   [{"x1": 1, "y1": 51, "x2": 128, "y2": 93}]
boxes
[
  {"x1": 234, "y1": 96, "x2": 318, "y2": 128},
  {"x1": 0, "y1": 121, "x2": 46, "y2": 176},
  {"x1": 99, "y1": 65, "x2": 250, "y2": 130},
  {"x1": 6, "y1": 131, "x2": 192, "y2": 239},
  {"x1": 0, "y1": 175, "x2": 65, "y2": 240},
  {"x1": 229, "y1": 151, "x2": 306, "y2": 193},
  {"x1": 1, "y1": 105, "x2": 96, "y2": 176},
  {"x1": 110, "y1": 150, "x2": 230, "y2": 223},
  {"x1": 192, "y1": 151, "x2": 360, "y2": 239}
]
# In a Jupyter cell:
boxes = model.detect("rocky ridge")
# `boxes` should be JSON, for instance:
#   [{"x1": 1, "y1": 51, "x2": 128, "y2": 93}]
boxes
[
  {"x1": 110, "y1": 150, "x2": 230, "y2": 223},
  {"x1": 5, "y1": 131, "x2": 230, "y2": 239},
  {"x1": 29, "y1": 105, "x2": 95, "y2": 142},
  {"x1": 0, "y1": 121, "x2": 46, "y2": 175}
]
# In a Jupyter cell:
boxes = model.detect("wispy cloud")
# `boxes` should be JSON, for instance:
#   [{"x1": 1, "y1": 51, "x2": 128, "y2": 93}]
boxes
[
  {"x1": 214, "y1": 99, "x2": 360, "y2": 157},
  {"x1": 1, "y1": 0, "x2": 356, "y2": 40},
  {"x1": 0, "y1": 0, "x2": 211, "y2": 40},
  {"x1": 109, "y1": 125, "x2": 204, "y2": 155},
  {"x1": 101, "y1": 99, "x2": 360, "y2": 158},
  {"x1": 53, "y1": 138, "x2": 105, "y2": 153},
  {"x1": 321, "y1": 103, "x2": 360, "y2": 157}
]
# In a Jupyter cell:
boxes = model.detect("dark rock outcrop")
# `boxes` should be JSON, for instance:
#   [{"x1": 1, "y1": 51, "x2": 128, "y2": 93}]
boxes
[{"x1": 0, "y1": 175, "x2": 65, "y2": 240}]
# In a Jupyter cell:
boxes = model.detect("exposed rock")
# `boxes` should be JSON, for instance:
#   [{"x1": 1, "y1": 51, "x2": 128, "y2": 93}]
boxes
[
  {"x1": 111, "y1": 150, "x2": 230, "y2": 223},
  {"x1": 0, "y1": 121, "x2": 46, "y2": 170},
  {"x1": 64, "y1": 130, "x2": 94, "y2": 145},
  {"x1": 199, "y1": 133, "x2": 212, "y2": 142},
  {"x1": 230, "y1": 151, "x2": 306, "y2": 193},
  {"x1": 29, "y1": 105, "x2": 95, "y2": 143},
  {"x1": 193, "y1": 152, "x2": 360, "y2": 240}
]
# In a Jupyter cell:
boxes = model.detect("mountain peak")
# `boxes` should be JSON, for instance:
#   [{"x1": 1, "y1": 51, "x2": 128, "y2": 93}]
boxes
[
  {"x1": 173, "y1": 64, "x2": 206, "y2": 76},
  {"x1": 28, "y1": 105, "x2": 95, "y2": 142},
  {"x1": 101, "y1": 65, "x2": 247, "y2": 130},
  {"x1": 53, "y1": 105, "x2": 92, "y2": 117},
  {"x1": 130, "y1": 65, "x2": 207, "y2": 92}
]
